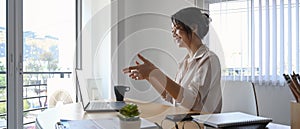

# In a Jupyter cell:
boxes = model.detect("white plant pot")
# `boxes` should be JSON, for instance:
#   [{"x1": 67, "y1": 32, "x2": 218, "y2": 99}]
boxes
[{"x1": 119, "y1": 118, "x2": 141, "y2": 129}]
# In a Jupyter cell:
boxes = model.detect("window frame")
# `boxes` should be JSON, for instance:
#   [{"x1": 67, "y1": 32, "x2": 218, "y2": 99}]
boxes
[{"x1": 7, "y1": 0, "x2": 24, "y2": 128}]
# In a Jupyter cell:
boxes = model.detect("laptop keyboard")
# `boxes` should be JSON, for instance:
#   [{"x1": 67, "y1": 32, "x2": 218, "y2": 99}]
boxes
[
  {"x1": 111, "y1": 101, "x2": 126, "y2": 108},
  {"x1": 90, "y1": 102, "x2": 125, "y2": 109},
  {"x1": 91, "y1": 102, "x2": 111, "y2": 109}
]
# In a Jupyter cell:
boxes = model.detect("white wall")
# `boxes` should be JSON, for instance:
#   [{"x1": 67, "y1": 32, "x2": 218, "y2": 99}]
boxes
[
  {"x1": 255, "y1": 84, "x2": 294, "y2": 125},
  {"x1": 82, "y1": 0, "x2": 111, "y2": 99}
]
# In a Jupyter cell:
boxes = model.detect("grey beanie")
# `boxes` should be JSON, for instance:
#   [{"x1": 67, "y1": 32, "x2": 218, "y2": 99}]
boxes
[{"x1": 172, "y1": 7, "x2": 211, "y2": 39}]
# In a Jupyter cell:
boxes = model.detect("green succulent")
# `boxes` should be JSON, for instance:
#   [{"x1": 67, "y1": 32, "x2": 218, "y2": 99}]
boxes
[{"x1": 118, "y1": 103, "x2": 140, "y2": 121}]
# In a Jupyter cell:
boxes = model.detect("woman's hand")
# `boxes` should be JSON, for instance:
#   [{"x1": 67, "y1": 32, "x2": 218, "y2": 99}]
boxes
[{"x1": 122, "y1": 54, "x2": 158, "y2": 80}]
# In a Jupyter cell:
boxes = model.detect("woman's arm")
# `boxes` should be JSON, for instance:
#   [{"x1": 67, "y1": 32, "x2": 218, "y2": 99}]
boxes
[
  {"x1": 146, "y1": 68, "x2": 183, "y2": 100},
  {"x1": 123, "y1": 54, "x2": 204, "y2": 110},
  {"x1": 122, "y1": 54, "x2": 183, "y2": 99}
]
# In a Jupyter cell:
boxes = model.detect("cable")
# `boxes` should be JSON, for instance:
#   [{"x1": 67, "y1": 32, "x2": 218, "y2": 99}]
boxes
[
  {"x1": 161, "y1": 116, "x2": 202, "y2": 129},
  {"x1": 154, "y1": 122, "x2": 163, "y2": 129},
  {"x1": 192, "y1": 119, "x2": 202, "y2": 129},
  {"x1": 182, "y1": 120, "x2": 202, "y2": 129},
  {"x1": 174, "y1": 121, "x2": 179, "y2": 129},
  {"x1": 161, "y1": 119, "x2": 179, "y2": 129},
  {"x1": 160, "y1": 119, "x2": 166, "y2": 128},
  {"x1": 182, "y1": 121, "x2": 186, "y2": 129}
]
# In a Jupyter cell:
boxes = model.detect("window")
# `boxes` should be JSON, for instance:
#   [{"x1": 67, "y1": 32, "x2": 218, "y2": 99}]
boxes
[
  {"x1": 209, "y1": 0, "x2": 300, "y2": 85},
  {"x1": 1, "y1": 0, "x2": 75, "y2": 128},
  {"x1": 22, "y1": 0, "x2": 75, "y2": 127}
]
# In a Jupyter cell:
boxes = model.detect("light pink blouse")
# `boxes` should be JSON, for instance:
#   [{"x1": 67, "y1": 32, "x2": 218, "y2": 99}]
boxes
[{"x1": 174, "y1": 45, "x2": 222, "y2": 113}]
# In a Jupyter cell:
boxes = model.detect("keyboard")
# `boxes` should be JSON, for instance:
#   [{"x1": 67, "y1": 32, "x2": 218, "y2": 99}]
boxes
[
  {"x1": 90, "y1": 101, "x2": 126, "y2": 109},
  {"x1": 90, "y1": 102, "x2": 112, "y2": 109}
]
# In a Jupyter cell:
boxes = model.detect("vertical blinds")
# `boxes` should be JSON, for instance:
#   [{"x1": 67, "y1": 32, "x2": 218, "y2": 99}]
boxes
[
  {"x1": 210, "y1": 0, "x2": 299, "y2": 86},
  {"x1": 252, "y1": 0, "x2": 299, "y2": 85},
  {"x1": 257, "y1": 0, "x2": 298, "y2": 85}
]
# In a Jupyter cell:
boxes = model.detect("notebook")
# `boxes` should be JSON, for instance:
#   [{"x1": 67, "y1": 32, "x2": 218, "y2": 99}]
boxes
[
  {"x1": 76, "y1": 69, "x2": 126, "y2": 112},
  {"x1": 192, "y1": 112, "x2": 272, "y2": 129}
]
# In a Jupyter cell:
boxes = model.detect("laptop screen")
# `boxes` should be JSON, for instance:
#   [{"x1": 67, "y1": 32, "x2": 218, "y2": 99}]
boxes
[{"x1": 75, "y1": 69, "x2": 91, "y2": 109}]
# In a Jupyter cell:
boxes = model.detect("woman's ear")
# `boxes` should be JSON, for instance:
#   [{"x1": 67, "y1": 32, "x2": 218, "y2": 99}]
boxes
[
  {"x1": 190, "y1": 24, "x2": 199, "y2": 39},
  {"x1": 190, "y1": 24, "x2": 198, "y2": 33}
]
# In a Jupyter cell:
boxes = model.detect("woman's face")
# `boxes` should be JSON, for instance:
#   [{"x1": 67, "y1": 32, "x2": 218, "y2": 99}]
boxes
[{"x1": 172, "y1": 23, "x2": 190, "y2": 48}]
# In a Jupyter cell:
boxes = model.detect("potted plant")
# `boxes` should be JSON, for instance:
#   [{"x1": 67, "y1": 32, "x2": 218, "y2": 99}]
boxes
[{"x1": 118, "y1": 103, "x2": 141, "y2": 129}]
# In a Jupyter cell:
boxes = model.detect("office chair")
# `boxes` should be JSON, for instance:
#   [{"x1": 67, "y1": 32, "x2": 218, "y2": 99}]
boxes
[
  {"x1": 221, "y1": 80, "x2": 259, "y2": 116},
  {"x1": 48, "y1": 90, "x2": 73, "y2": 108}
]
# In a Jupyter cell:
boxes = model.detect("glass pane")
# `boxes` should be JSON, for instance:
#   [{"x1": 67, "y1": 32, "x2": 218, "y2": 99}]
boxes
[
  {"x1": 210, "y1": 1, "x2": 249, "y2": 76},
  {"x1": 23, "y1": 0, "x2": 75, "y2": 127},
  {"x1": 0, "y1": 0, "x2": 6, "y2": 128}
]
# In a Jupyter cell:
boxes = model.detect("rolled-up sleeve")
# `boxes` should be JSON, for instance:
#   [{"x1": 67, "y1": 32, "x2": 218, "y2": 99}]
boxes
[{"x1": 177, "y1": 82, "x2": 200, "y2": 109}]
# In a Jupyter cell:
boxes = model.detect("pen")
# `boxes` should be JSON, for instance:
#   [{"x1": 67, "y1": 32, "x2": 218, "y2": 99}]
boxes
[
  {"x1": 283, "y1": 74, "x2": 300, "y2": 102},
  {"x1": 55, "y1": 122, "x2": 65, "y2": 129},
  {"x1": 291, "y1": 73, "x2": 300, "y2": 93}
]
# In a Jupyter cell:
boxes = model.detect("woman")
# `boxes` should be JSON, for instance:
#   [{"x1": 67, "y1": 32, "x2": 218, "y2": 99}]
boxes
[{"x1": 123, "y1": 7, "x2": 222, "y2": 113}]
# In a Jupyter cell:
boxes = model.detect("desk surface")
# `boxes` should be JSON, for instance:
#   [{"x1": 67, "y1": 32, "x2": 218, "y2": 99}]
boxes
[
  {"x1": 36, "y1": 100, "x2": 192, "y2": 129},
  {"x1": 36, "y1": 100, "x2": 290, "y2": 129}
]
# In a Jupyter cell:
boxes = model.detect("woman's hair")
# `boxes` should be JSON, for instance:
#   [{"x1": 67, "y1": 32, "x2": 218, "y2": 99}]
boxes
[{"x1": 171, "y1": 7, "x2": 211, "y2": 40}]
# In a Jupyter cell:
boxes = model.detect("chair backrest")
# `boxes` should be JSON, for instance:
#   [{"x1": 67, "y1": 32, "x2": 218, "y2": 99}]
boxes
[{"x1": 221, "y1": 80, "x2": 259, "y2": 116}]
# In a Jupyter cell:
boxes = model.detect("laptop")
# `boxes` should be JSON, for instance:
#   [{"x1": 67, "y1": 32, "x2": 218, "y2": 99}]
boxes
[{"x1": 75, "y1": 69, "x2": 126, "y2": 112}]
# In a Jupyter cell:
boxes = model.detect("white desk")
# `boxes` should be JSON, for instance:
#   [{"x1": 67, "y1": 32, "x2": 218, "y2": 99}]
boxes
[
  {"x1": 36, "y1": 100, "x2": 192, "y2": 129},
  {"x1": 36, "y1": 100, "x2": 290, "y2": 129}
]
